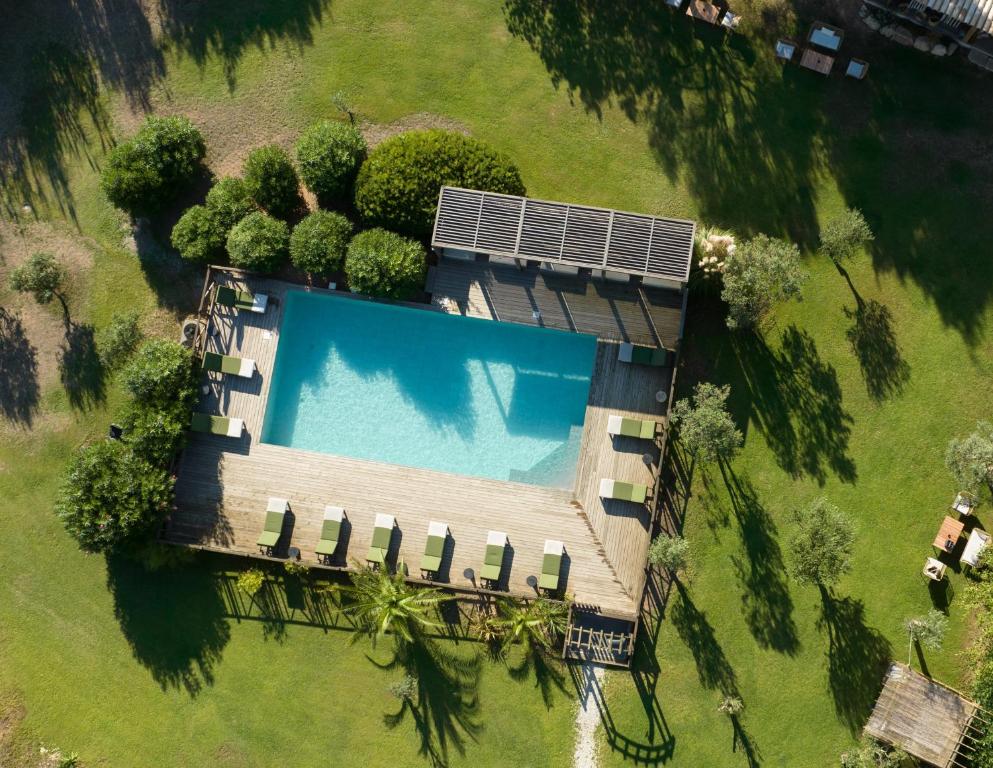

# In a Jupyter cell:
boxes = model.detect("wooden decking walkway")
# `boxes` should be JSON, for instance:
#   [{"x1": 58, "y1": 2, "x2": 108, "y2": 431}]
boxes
[{"x1": 168, "y1": 272, "x2": 676, "y2": 619}]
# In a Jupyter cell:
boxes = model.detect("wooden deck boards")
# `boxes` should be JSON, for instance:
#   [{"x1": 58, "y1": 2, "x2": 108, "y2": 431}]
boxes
[{"x1": 169, "y1": 273, "x2": 678, "y2": 619}]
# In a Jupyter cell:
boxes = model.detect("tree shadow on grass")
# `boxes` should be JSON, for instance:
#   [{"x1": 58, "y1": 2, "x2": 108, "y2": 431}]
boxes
[
  {"x1": 381, "y1": 638, "x2": 483, "y2": 768},
  {"x1": 505, "y1": 643, "x2": 569, "y2": 708},
  {"x1": 844, "y1": 297, "x2": 910, "y2": 402},
  {"x1": 0, "y1": 308, "x2": 40, "y2": 426},
  {"x1": 58, "y1": 322, "x2": 106, "y2": 410},
  {"x1": 670, "y1": 580, "x2": 737, "y2": 696},
  {"x1": 816, "y1": 590, "x2": 891, "y2": 733},
  {"x1": 106, "y1": 554, "x2": 231, "y2": 696}
]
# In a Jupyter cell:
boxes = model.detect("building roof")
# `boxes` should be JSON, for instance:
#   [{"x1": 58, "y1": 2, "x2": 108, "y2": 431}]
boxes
[
  {"x1": 432, "y1": 186, "x2": 696, "y2": 284},
  {"x1": 865, "y1": 663, "x2": 987, "y2": 767},
  {"x1": 925, "y1": 0, "x2": 993, "y2": 34}
]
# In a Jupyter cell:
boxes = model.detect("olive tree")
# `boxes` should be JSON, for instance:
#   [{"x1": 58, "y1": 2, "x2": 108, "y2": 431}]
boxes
[
  {"x1": 647, "y1": 534, "x2": 690, "y2": 576},
  {"x1": 789, "y1": 497, "x2": 855, "y2": 589},
  {"x1": 721, "y1": 234, "x2": 806, "y2": 330},
  {"x1": 946, "y1": 421, "x2": 993, "y2": 493},
  {"x1": 8, "y1": 252, "x2": 68, "y2": 315},
  {"x1": 819, "y1": 207, "x2": 874, "y2": 264},
  {"x1": 904, "y1": 609, "x2": 948, "y2": 666},
  {"x1": 670, "y1": 382, "x2": 742, "y2": 463}
]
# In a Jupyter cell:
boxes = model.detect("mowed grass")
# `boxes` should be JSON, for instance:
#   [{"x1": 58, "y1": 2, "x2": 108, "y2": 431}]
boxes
[{"x1": 2, "y1": 0, "x2": 993, "y2": 766}]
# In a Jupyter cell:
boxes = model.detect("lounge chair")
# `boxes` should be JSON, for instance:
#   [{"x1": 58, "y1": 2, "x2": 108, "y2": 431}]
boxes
[
  {"x1": 481, "y1": 531, "x2": 508, "y2": 587},
  {"x1": 845, "y1": 58, "x2": 869, "y2": 80},
  {"x1": 257, "y1": 497, "x2": 288, "y2": 555},
  {"x1": 315, "y1": 506, "x2": 345, "y2": 564},
  {"x1": 366, "y1": 513, "x2": 395, "y2": 567},
  {"x1": 202, "y1": 351, "x2": 255, "y2": 378},
  {"x1": 190, "y1": 412, "x2": 244, "y2": 437},
  {"x1": 539, "y1": 540, "x2": 564, "y2": 592},
  {"x1": 962, "y1": 529, "x2": 991, "y2": 570},
  {"x1": 721, "y1": 10, "x2": 740, "y2": 30},
  {"x1": 599, "y1": 478, "x2": 648, "y2": 504},
  {"x1": 606, "y1": 414, "x2": 658, "y2": 440},
  {"x1": 420, "y1": 521, "x2": 449, "y2": 578},
  {"x1": 618, "y1": 342, "x2": 671, "y2": 367},
  {"x1": 215, "y1": 285, "x2": 268, "y2": 313}
]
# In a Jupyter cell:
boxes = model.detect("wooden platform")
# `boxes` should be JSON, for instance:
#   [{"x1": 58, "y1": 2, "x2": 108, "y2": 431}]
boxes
[
  {"x1": 428, "y1": 258, "x2": 684, "y2": 348},
  {"x1": 168, "y1": 273, "x2": 678, "y2": 619}
]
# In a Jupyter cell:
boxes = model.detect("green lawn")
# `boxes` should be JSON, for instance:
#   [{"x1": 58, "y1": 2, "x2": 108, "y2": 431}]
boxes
[{"x1": 2, "y1": 0, "x2": 993, "y2": 765}]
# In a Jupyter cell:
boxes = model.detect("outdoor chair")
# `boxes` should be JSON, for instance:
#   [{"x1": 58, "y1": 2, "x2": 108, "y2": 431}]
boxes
[
  {"x1": 257, "y1": 497, "x2": 288, "y2": 555},
  {"x1": 961, "y1": 529, "x2": 991, "y2": 570},
  {"x1": 721, "y1": 10, "x2": 741, "y2": 30},
  {"x1": 202, "y1": 351, "x2": 256, "y2": 378},
  {"x1": 315, "y1": 506, "x2": 345, "y2": 564},
  {"x1": 366, "y1": 513, "x2": 396, "y2": 568},
  {"x1": 420, "y1": 521, "x2": 449, "y2": 578},
  {"x1": 190, "y1": 412, "x2": 244, "y2": 438},
  {"x1": 775, "y1": 39, "x2": 797, "y2": 61},
  {"x1": 539, "y1": 540, "x2": 564, "y2": 592},
  {"x1": 606, "y1": 414, "x2": 658, "y2": 440},
  {"x1": 481, "y1": 531, "x2": 508, "y2": 587},
  {"x1": 845, "y1": 58, "x2": 869, "y2": 80},
  {"x1": 618, "y1": 342, "x2": 671, "y2": 367},
  {"x1": 952, "y1": 491, "x2": 978, "y2": 517},
  {"x1": 599, "y1": 478, "x2": 649, "y2": 505},
  {"x1": 215, "y1": 285, "x2": 268, "y2": 313}
]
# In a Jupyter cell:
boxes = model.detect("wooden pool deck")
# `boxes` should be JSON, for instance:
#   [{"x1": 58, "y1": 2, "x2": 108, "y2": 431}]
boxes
[{"x1": 167, "y1": 272, "x2": 677, "y2": 619}]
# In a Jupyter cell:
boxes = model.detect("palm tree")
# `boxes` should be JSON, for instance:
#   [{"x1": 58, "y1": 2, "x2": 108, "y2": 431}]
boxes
[
  {"x1": 344, "y1": 564, "x2": 447, "y2": 646},
  {"x1": 494, "y1": 597, "x2": 568, "y2": 654}
]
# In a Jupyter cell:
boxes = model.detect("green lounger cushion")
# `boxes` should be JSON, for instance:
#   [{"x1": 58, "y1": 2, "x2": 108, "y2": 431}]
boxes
[
  {"x1": 191, "y1": 413, "x2": 225, "y2": 434},
  {"x1": 484, "y1": 544, "x2": 504, "y2": 566},
  {"x1": 612, "y1": 416, "x2": 657, "y2": 439},
  {"x1": 480, "y1": 562, "x2": 502, "y2": 581},
  {"x1": 630, "y1": 346, "x2": 670, "y2": 366},
  {"x1": 366, "y1": 546, "x2": 387, "y2": 564},
  {"x1": 539, "y1": 552, "x2": 563, "y2": 590},
  {"x1": 257, "y1": 508, "x2": 284, "y2": 548},
  {"x1": 202, "y1": 351, "x2": 246, "y2": 376},
  {"x1": 215, "y1": 285, "x2": 255, "y2": 311},
  {"x1": 315, "y1": 519, "x2": 341, "y2": 556},
  {"x1": 371, "y1": 525, "x2": 392, "y2": 550},
  {"x1": 420, "y1": 534, "x2": 445, "y2": 573},
  {"x1": 613, "y1": 481, "x2": 648, "y2": 503}
]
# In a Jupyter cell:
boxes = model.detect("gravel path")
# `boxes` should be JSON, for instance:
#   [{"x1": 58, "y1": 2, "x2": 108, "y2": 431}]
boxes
[{"x1": 573, "y1": 662, "x2": 605, "y2": 768}]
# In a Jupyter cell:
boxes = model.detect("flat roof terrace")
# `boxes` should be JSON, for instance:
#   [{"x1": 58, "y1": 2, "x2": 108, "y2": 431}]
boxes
[{"x1": 166, "y1": 273, "x2": 676, "y2": 619}]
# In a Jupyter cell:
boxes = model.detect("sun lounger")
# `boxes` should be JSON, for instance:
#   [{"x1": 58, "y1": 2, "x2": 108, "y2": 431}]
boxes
[
  {"x1": 618, "y1": 342, "x2": 671, "y2": 367},
  {"x1": 420, "y1": 521, "x2": 449, "y2": 578},
  {"x1": 481, "y1": 531, "x2": 508, "y2": 586},
  {"x1": 202, "y1": 351, "x2": 255, "y2": 378},
  {"x1": 599, "y1": 478, "x2": 648, "y2": 504},
  {"x1": 366, "y1": 513, "x2": 395, "y2": 567},
  {"x1": 190, "y1": 412, "x2": 244, "y2": 437},
  {"x1": 606, "y1": 414, "x2": 658, "y2": 440},
  {"x1": 257, "y1": 497, "x2": 288, "y2": 554},
  {"x1": 961, "y1": 529, "x2": 991, "y2": 569},
  {"x1": 539, "y1": 540, "x2": 564, "y2": 592},
  {"x1": 215, "y1": 285, "x2": 268, "y2": 313},
  {"x1": 315, "y1": 506, "x2": 345, "y2": 564}
]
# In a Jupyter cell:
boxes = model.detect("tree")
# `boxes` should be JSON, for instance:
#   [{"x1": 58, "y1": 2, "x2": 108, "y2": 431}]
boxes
[
  {"x1": 344, "y1": 566, "x2": 447, "y2": 647},
  {"x1": 819, "y1": 207, "x2": 874, "y2": 264},
  {"x1": 55, "y1": 439, "x2": 173, "y2": 553},
  {"x1": 122, "y1": 340, "x2": 196, "y2": 407},
  {"x1": 243, "y1": 145, "x2": 300, "y2": 218},
  {"x1": 226, "y1": 212, "x2": 290, "y2": 273},
  {"x1": 171, "y1": 205, "x2": 226, "y2": 263},
  {"x1": 354, "y1": 129, "x2": 526, "y2": 237},
  {"x1": 720, "y1": 234, "x2": 806, "y2": 330},
  {"x1": 493, "y1": 597, "x2": 568, "y2": 654},
  {"x1": 670, "y1": 382, "x2": 742, "y2": 463},
  {"x1": 647, "y1": 534, "x2": 690, "y2": 576},
  {"x1": 96, "y1": 311, "x2": 143, "y2": 370},
  {"x1": 295, "y1": 120, "x2": 367, "y2": 201},
  {"x1": 100, "y1": 115, "x2": 206, "y2": 216},
  {"x1": 718, "y1": 695, "x2": 743, "y2": 717},
  {"x1": 121, "y1": 397, "x2": 191, "y2": 467},
  {"x1": 840, "y1": 736, "x2": 907, "y2": 768},
  {"x1": 204, "y1": 176, "x2": 256, "y2": 230},
  {"x1": 8, "y1": 252, "x2": 68, "y2": 314},
  {"x1": 789, "y1": 497, "x2": 855, "y2": 589},
  {"x1": 345, "y1": 228, "x2": 426, "y2": 299},
  {"x1": 289, "y1": 210, "x2": 353, "y2": 278},
  {"x1": 946, "y1": 421, "x2": 993, "y2": 493},
  {"x1": 904, "y1": 609, "x2": 949, "y2": 665}
]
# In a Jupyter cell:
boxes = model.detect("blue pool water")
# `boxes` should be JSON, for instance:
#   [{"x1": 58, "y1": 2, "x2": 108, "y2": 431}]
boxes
[{"x1": 261, "y1": 291, "x2": 597, "y2": 488}]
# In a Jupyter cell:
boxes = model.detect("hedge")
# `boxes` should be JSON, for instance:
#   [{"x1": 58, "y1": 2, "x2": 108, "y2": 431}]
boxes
[
  {"x1": 295, "y1": 120, "x2": 367, "y2": 201},
  {"x1": 227, "y1": 211, "x2": 290, "y2": 273},
  {"x1": 345, "y1": 227, "x2": 426, "y2": 300}
]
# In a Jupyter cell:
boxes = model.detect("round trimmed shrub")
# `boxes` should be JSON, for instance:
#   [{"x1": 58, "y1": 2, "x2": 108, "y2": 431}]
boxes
[
  {"x1": 243, "y1": 145, "x2": 300, "y2": 218},
  {"x1": 295, "y1": 120, "x2": 367, "y2": 201},
  {"x1": 171, "y1": 205, "x2": 226, "y2": 263},
  {"x1": 345, "y1": 228, "x2": 426, "y2": 300},
  {"x1": 289, "y1": 210, "x2": 353, "y2": 277},
  {"x1": 227, "y1": 211, "x2": 290, "y2": 273},
  {"x1": 100, "y1": 115, "x2": 206, "y2": 216},
  {"x1": 205, "y1": 176, "x2": 256, "y2": 230},
  {"x1": 122, "y1": 339, "x2": 196, "y2": 406},
  {"x1": 354, "y1": 130, "x2": 525, "y2": 237}
]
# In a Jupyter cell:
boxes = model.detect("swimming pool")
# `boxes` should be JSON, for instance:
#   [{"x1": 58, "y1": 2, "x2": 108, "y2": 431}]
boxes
[{"x1": 261, "y1": 291, "x2": 597, "y2": 488}]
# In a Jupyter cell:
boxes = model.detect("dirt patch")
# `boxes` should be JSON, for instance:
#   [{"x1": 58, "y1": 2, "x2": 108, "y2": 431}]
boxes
[{"x1": 359, "y1": 112, "x2": 470, "y2": 149}]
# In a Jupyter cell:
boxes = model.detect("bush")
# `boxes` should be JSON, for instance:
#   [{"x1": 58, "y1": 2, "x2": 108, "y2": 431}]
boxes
[
  {"x1": 243, "y1": 145, "x2": 300, "y2": 218},
  {"x1": 721, "y1": 234, "x2": 806, "y2": 330},
  {"x1": 96, "y1": 311, "x2": 143, "y2": 370},
  {"x1": 55, "y1": 439, "x2": 173, "y2": 552},
  {"x1": 671, "y1": 382, "x2": 742, "y2": 463},
  {"x1": 647, "y1": 534, "x2": 690, "y2": 574},
  {"x1": 946, "y1": 421, "x2": 993, "y2": 493},
  {"x1": 354, "y1": 130, "x2": 525, "y2": 237},
  {"x1": 8, "y1": 251, "x2": 67, "y2": 306},
  {"x1": 289, "y1": 210, "x2": 353, "y2": 277},
  {"x1": 227, "y1": 211, "x2": 290, "y2": 272},
  {"x1": 789, "y1": 497, "x2": 855, "y2": 588},
  {"x1": 171, "y1": 205, "x2": 226, "y2": 263},
  {"x1": 237, "y1": 568, "x2": 266, "y2": 597},
  {"x1": 296, "y1": 120, "x2": 367, "y2": 201},
  {"x1": 205, "y1": 176, "x2": 256, "y2": 230},
  {"x1": 122, "y1": 340, "x2": 196, "y2": 407},
  {"x1": 100, "y1": 115, "x2": 206, "y2": 216},
  {"x1": 345, "y1": 228, "x2": 426, "y2": 299},
  {"x1": 122, "y1": 398, "x2": 191, "y2": 467}
]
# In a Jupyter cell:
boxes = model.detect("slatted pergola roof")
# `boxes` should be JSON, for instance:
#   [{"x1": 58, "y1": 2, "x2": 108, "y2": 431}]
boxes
[
  {"x1": 919, "y1": 0, "x2": 993, "y2": 34},
  {"x1": 432, "y1": 187, "x2": 696, "y2": 284}
]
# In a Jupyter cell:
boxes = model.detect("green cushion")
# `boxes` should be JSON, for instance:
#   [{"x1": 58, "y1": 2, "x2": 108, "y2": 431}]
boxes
[
  {"x1": 219, "y1": 356, "x2": 242, "y2": 375},
  {"x1": 202, "y1": 351, "x2": 223, "y2": 372},
  {"x1": 191, "y1": 413, "x2": 229, "y2": 435},
  {"x1": 366, "y1": 547, "x2": 386, "y2": 564},
  {"x1": 484, "y1": 544, "x2": 504, "y2": 566},
  {"x1": 321, "y1": 519, "x2": 341, "y2": 541},
  {"x1": 216, "y1": 286, "x2": 254, "y2": 310},
  {"x1": 315, "y1": 539, "x2": 338, "y2": 556},
  {"x1": 542, "y1": 552, "x2": 562, "y2": 576},
  {"x1": 371, "y1": 525, "x2": 392, "y2": 549},
  {"x1": 257, "y1": 530, "x2": 280, "y2": 547},
  {"x1": 425, "y1": 535, "x2": 445, "y2": 559},
  {"x1": 638, "y1": 419, "x2": 657, "y2": 439},
  {"x1": 420, "y1": 554, "x2": 442, "y2": 573},
  {"x1": 539, "y1": 572, "x2": 560, "y2": 590},
  {"x1": 480, "y1": 563, "x2": 502, "y2": 581},
  {"x1": 264, "y1": 510, "x2": 284, "y2": 533},
  {"x1": 629, "y1": 345, "x2": 670, "y2": 367},
  {"x1": 610, "y1": 481, "x2": 648, "y2": 503}
]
